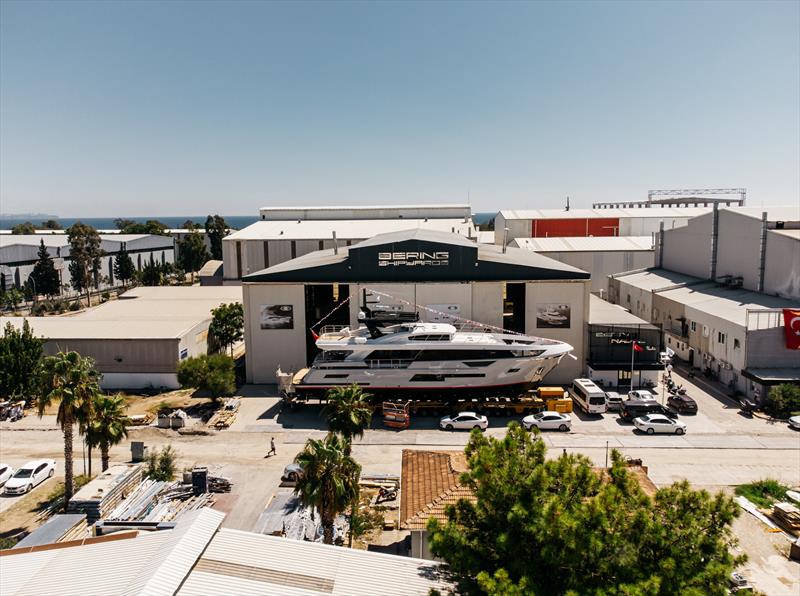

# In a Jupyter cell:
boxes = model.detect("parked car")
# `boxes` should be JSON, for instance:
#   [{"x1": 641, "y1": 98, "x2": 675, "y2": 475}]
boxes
[
  {"x1": 619, "y1": 399, "x2": 677, "y2": 422},
  {"x1": 604, "y1": 392, "x2": 623, "y2": 411},
  {"x1": 627, "y1": 390, "x2": 655, "y2": 401},
  {"x1": 667, "y1": 394, "x2": 698, "y2": 414},
  {"x1": 788, "y1": 416, "x2": 800, "y2": 430},
  {"x1": 0, "y1": 463, "x2": 13, "y2": 487},
  {"x1": 522, "y1": 411, "x2": 571, "y2": 432},
  {"x1": 439, "y1": 412, "x2": 488, "y2": 431},
  {"x1": 633, "y1": 414, "x2": 687, "y2": 435},
  {"x1": 281, "y1": 463, "x2": 303, "y2": 484},
  {"x1": 3, "y1": 459, "x2": 56, "y2": 495}
]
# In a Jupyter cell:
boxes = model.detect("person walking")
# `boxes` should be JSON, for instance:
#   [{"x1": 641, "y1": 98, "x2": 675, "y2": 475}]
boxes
[{"x1": 267, "y1": 437, "x2": 277, "y2": 457}]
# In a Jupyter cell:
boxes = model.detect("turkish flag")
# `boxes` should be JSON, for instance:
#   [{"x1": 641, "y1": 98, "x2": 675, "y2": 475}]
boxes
[
  {"x1": 633, "y1": 342, "x2": 644, "y2": 353},
  {"x1": 784, "y1": 309, "x2": 800, "y2": 350},
  {"x1": 310, "y1": 330, "x2": 319, "y2": 341}
]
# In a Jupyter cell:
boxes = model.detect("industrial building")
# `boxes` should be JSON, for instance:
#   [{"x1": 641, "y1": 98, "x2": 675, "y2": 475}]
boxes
[
  {"x1": 0, "y1": 508, "x2": 450, "y2": 595},
  {"x1": 606, "y1": 205, "x2": 800, "y2": 399},
  {"x1": 222, "y1": 204, "x2": 478, "y2": 282},
  {"x1": 511, "y1": 236, "x2": 654, "y2": 294},
  {"x1": 0, "y1": 233, "x2": 175, "y2": 293},
  {"x1": 241, "y1": 228, "x2": 592, "y2": 385},
  {"x1": 0, "y1": 286, "x2": 241, "y2": 390},
  {"x1": 494, "y1": 206, "x2": 712, "y2": 244}
]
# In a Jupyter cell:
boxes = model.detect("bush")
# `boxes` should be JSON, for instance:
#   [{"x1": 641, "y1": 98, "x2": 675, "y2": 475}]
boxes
[
  {"x1": 144, "y1": 445, "x2": 177, "y2": 481},
  {"x1": 177, "y1": 353, "x2": 236, "y2": 401},
  {"x1": 68, "y1": 301, "x2": 81, "y2": 311},
  {"x1": 763, "y1": 383, "x2": 800, "y2": 418},
  {"x1": 735, "y1": 479, "x2": 791, "y2": 509},
  {"x1": 101, "y1": 291, "x2": 111, "y2": 302}
]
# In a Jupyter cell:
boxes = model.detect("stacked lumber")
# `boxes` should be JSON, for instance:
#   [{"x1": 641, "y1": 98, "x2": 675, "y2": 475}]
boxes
[
  {"x1": 67, "y1": 465, "x2": 143, "y2": 523},
  {"x1": 209, "y1": 475, "x2": 232, "y2": 493},
  {"x1": 773, "y1": 502, "x2": 800, "y2": 534},
  {"x1": 207, "y1": 398, "x2": 240, "y2": 429}
]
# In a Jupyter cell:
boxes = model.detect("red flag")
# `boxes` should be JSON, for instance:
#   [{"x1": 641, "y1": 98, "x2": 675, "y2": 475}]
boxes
[
  {"x1": 784, "y1": 309, "x2": 800, "y2": 350},
  {"x1": 632, "y1": 342, "x2": 644, "y2": 353},
  {"x1": 311, "y1": 330, "x2": 319, "y2": 341}
]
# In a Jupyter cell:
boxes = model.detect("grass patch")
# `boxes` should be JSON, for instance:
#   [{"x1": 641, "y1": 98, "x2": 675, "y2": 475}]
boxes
[
  {"x1": 35, "y1": 474, "x2": 92, "y2": 514},
  {"x1": 735, "y1": 479, "x2": 791, "y2": 509}
]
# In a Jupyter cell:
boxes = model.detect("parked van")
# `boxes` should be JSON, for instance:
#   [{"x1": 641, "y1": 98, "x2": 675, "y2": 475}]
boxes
[
  {"x1": 569, "y1": 379, "x2": 607, "y2": 414},
  {"x1": 604, "y1": 392, "x2": 623, "y2": 411}
]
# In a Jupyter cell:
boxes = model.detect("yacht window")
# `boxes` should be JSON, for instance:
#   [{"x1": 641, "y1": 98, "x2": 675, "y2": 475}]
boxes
[
  {"x1": 321, "y1": 351, "x2": 352, "y2": 362},
  {"x1": 416, "y1": 349, "x2": 518, "y2": 361},
  {"x1": 365, "y1": 350, "x2": 420, "y2": 361},
  {"x1": 324, "y1": 374, "x2": 349, "y2": 379},
  {"x1": 409, "y1": 334, "x2": 450, "y2": 342}
]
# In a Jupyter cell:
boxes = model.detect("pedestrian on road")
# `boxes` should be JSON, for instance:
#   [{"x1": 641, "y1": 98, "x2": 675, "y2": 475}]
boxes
[
  {"x1": 666, "y1": 363, "x2": 673, "y2": 378},
  {"x1": 267, "y1": 437, "x2": 277, "y2": 457}
]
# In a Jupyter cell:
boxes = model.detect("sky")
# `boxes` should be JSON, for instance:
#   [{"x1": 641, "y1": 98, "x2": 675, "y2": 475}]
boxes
[{"x1": 0, "y1": 0, "x2": 798, "y2": 217}]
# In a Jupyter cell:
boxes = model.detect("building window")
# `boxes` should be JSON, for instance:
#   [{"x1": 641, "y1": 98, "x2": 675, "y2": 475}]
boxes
[
  {"x1": 734, "y1": 338, "x2": 740, "y2": 349},
  {"x1": 235, "y1": 242, "x2": 242, "y2": 279},
  {"x1": 717, "y1": 332, "x2": 726, "y2": 345},
  {"x1": 702, "y1": 325, "x2": 709, "y2": 337},
  {"x1": 626, "y1": 293, "x2": 631, "y2": 304},
  {"x1": 318, "y1": 240, "x2": 324, "y2": 250},
  {"x1": 263, "y1": 241, "x2": 269, "y2": 268},
  {"x1": 290, "y1": 241, "x2": 297, "y2": 259},
  {"x1": 690, "y1": 321, "x2": 696, "y2": 332}
]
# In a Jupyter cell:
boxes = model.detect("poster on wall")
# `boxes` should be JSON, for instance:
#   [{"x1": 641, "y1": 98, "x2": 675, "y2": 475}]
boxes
[
  {"x1": 426, "y1": 304, "x2": 461, "y2": 324},
  {"x1": 536, "y1": 303, "x2": 571, "y2": 329},
  {"x1": 260, "y1": 305, "x2": 294, "y2": 330}
]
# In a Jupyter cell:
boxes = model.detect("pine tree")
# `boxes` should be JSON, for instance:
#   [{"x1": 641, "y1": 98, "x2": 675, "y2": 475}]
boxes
[
  {"x1": 113, "y1": 246, "x2": 136, "y2": 287},
  {"x1": 0, "y1": 320, "x2": 44, "y2": 402},
  {"x1": 205, "y1": 215, "x2": 228, "y2": 260},
  {"x1": 67, "y1": 223, "x2": 104, "y2": 306},
  {"x1": 30, "y1": 240, "x2": 61, "y2": 297},
  {"x1": 177, "y1": 230, "x2": 210, "y2": 283},
  {"x1": 208, "y1": 302, "x2": 244, "y2": 355}
]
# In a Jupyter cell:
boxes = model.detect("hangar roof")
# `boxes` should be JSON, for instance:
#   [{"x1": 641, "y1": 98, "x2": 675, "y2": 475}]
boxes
[
  {"x1": 244, "y1": 229, "x2": 589, "y2": 283},
  {"x1": 498, "y1": 207, "x2": 712, "y2": 220},
  {"x1": 513, "y1": 236, "x2": 654, "y2": 252},
  {"x1": 224, "y1": 218, "x2": 476, "y2": 241}
]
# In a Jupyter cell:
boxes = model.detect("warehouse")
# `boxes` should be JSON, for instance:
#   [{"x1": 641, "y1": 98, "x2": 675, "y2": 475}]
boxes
[
  {"x1": 494, "y1": 206, "x2": 712, "y2": 243},
  {"x1": 241, "y1": 228, "x2": 591, "y2": 385},
  {"x1": 0, "y1": 286, "x2": 241, "y2": 390},
  {"x1": 222, "y1": 204, "x2": 478, "y2": 282},
  {"x1": 0, "y1": 233, "x2": 175, "y2": 293},
  {"x1": 511, "y1": 236, "x2": 654, "y2": 294}
]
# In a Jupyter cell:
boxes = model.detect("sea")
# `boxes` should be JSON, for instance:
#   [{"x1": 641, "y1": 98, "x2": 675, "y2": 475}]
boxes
[{"x1": 1, "y1": 212, "x2": 496, "y2": 230}]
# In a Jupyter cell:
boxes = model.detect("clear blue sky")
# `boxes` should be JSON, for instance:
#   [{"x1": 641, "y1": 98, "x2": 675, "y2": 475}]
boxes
[{"x1": 1, "y1": 0, "x2": 798, "y2": 216}]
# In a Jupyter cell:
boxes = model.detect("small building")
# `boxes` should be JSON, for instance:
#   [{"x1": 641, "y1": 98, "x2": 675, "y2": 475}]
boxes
[
  {"x1": 222, "y1": 204, "x2": 479, "y2": 282},
  {"x1": 0, "y1": 286, "x2": 241, "y2": 390},
  {"x1": 586, "y1": 295, "x2": 664, "y2": 390},
  {"x1": 0, "y1": 507, "x2": 451, "y2": 596},
  {"x1": 400, "y1": 449, "x2": 474, "y2": 560},
  {"x1": 512, "y1": 236, "x2": 654, "y2": 294},
  {"x1": 0, "y1": 233, "x2": 175, "y2": 293}
]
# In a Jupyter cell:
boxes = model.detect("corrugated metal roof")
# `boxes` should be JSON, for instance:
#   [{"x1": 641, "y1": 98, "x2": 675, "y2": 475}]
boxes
[
  {"x1": 177, "y1": 528, "x2": 450, "y2": 596},
  {"x1": 224, "y1": 218, "x2": 475, "y2": 241},
  {"x1": 498, "y1": 207, "x2": 713, "y2": 220},
  {"x1": 513, "y1": 236, "x2": 654, "y2": 252},
  {"x1": 611, "y1": 268, "x2": 702, "y2": 291}
]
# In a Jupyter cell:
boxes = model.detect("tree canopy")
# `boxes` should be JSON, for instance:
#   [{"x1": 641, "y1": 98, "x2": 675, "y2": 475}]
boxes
[
  {"x1": 428, "y1": 424, "x2": 743, "y2": 596},
  {"x1": 114, "y1": 218, "x2": 169, "y2": 235},
  {"x1": 39, "y1": 219, "x2": 62, "y2": 230},
  {"x1": 205, "y1": 215, "x2": 228, "y2": 260},
  {"x1": 11, "y1": 221, "x2": 36, "y2": 234},
  {"x1": 294, "y1": 433, "x2": 361, "y2": 544},
  {"x1": 763, "y1": 383, "x2": 800, "y2": 419},
  {"x1": 177, "y1": 230, "x2": 210, "y2": 282},
  {"x1": 208, "y1": 302, "x2": 243, "y2": 355},
  {"x1": 322, "y1": 384, "x2": 373, "y2": 446},
  {"x1": 86, "y1": 394, "x2": 129, "y2": 472},
  {"x1": 177, "y1": 353, "x2": 236, "y2": 401},
  {"x1": 30, "y1": 239, "x2": 61, "y2": 297},
  {"x1": 0, "y1": 320, "x2": 44, "y2": 401},
  {"x1": 67, "y1": 222, "x2": 104, "y2": 305},
  {"x1": 113, "y1": 246, "x2": 136, "y2": 287}
]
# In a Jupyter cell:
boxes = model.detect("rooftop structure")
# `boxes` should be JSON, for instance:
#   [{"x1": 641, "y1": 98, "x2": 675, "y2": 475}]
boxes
[
  {"x1": 401, "y1": 450, "x2": 473, "y2": 531},
  {"x1": 512, "y1": 236, "x2": 653, "y2": 253},
  {"x1": 259, "y1": 203, "x2": 471, "y2": 221},
  {"x1": 0, "y1": 507, "x2": 450, "y2": 596},
  {"x1": 587, "y1": 294, "x2": 649, "y2": 326}
]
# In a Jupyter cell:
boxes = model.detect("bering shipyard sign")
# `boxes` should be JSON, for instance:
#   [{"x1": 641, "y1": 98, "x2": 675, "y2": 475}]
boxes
[{"x1": 378, "y1": 251, "x2": 450, "y2": 267}]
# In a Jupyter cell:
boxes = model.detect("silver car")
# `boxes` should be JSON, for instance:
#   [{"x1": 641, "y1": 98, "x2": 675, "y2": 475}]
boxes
[
  {"x1": 605, "y1": 392, "x2": 623, "y2": 411},
  {"x1": 522, "y1": 411, "x2": 571, "y2": 432},
  {"x1": 633, "y1": 414, "x2": 687, "y2": 435}
]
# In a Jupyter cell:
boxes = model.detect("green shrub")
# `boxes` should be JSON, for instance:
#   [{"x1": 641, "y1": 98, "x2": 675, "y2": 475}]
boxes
[
  {"x1": 735, "y1": 479, "x2": 791, "y2": 508},
  {"x1": 763, "y1": 383, "x2": 800, "y2": 418},
  {"x1": 68, "y1": 301, "x2": 81, "y2": 311},
  {"x1": 144, "y1": 445, "x2": 177, "y2": 481}
]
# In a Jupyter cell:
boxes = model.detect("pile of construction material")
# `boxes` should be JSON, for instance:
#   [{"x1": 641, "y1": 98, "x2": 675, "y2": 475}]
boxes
[
  {"x1": 14, "y1": 514, "x2": 89, "y2": 549},
  {"x1": 207, "y1": 398, "x2": 240, "y2": 429},
  {"x1": 158, "y1": 409, "x2": 188, "y2": 429},
  {"x1": 67, "y1": 464, "x2": 143, "y2": 523},
  {"x1": 772, "y1": 502, "x2": 800, "y2": 534}
]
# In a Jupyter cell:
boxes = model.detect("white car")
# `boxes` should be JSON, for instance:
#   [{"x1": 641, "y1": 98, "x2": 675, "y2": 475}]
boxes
[
  {"x1": 628, "y1": 390, "x2": 655, "y2": 401},
  {"x1": 605, "y1": 392, "x2": 623, "y2": 411},
  {"x1": 522, "y1": 411, "x2": 571, "y2": 432},
  {"x1": 0, "y1": 463, "x2": 13, "y2": 487},
  {"x1": 3, "y1": 459, "x2": 56, "y2": 495},
  {"x1": 788, "y1": 416, "x2": 800, "y2": 430},
  {"x1": 439, "y1": 412, "x2": 488, "y2": 431},
  {"x1": 633, "y1": 414, "x2": 687, "y2": 435}
]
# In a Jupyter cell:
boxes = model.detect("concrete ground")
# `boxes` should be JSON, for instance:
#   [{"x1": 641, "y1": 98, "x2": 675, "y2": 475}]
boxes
[{"x1": 1, "y1": 369, "x2": 798, "y2": 592}]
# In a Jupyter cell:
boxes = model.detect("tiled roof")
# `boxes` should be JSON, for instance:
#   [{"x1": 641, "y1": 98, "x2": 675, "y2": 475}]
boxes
[{"x1": 400, "y1": 450, "x2": 475, "y2": 530}]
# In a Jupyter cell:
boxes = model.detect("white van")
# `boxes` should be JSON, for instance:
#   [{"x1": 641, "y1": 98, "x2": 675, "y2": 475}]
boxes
[{"x1": 569, "y1": 379, "x2": 607, "y2": 414}]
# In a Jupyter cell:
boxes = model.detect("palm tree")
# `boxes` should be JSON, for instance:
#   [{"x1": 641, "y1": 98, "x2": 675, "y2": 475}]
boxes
[
  {"x1": 86, "y1": 394, "x2": 129, "y2": 473},
  {"x1": 322, "y1": 384, "x2": 373, "y2": 450},
  {"x1": 294, "y1": 433, "x2": 361, "y2": 545},
  {"x1": 37, "y1": 351, "x2": 101, "y2": 508}
]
